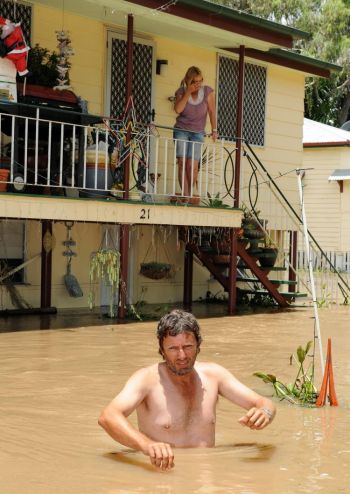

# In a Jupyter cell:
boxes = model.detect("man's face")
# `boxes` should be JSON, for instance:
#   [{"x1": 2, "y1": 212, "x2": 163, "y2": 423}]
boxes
[{"x1": 161, "y1": 332, "x2": 199, "y2": 376}]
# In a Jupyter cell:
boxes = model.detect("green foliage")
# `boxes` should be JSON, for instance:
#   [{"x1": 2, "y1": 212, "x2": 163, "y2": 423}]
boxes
[
  {"x1": 254, "y1": 341, "x2": 318, "y2": 406},
  {"x1": 26, "y1": 44, "x2": 66, "y2": 88},
  {"x1": 202, "y1": 192, "x2": 231, "y2": 208},
  {"x1": 88, "y1": 248, "x2": 120, "y2": 318}
]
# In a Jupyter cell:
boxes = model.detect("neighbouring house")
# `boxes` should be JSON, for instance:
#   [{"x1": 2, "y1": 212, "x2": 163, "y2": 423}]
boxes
[
  {"x1": 302, "y1": 118, "x2": 350, "y2": 273},
  {"x1": 0, "y1": 0, "x2": 347, "y2": 319}
]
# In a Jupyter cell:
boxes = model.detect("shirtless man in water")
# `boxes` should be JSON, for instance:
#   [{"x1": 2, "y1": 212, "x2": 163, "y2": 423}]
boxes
[{"x1": 98, "y1": 309, "x2": 276, "y2": 470}]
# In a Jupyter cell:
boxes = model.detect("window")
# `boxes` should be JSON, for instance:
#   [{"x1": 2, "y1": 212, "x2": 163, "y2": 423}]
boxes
[
  {"x1": 0, "y1": 220, "x2": 25, "y2": 283},
  {"x1": 0, "y1": 1, "x2": 32, "y2": 43},
  {"x1": 217, "y1": 55, "x2": 266, "y2": 146}
]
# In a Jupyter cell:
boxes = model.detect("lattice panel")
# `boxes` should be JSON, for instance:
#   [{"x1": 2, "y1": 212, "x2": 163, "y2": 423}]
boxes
[
  {"x1": 110, "y1": 38, "x2": 153, "y2": 123},
  {"x1": 110, "y1": 38, "x2": 127, "y2": 119},
  {"x1": 217, "y1": 56, "x2": 266, "y2": 146},
  {"x1": 243, "y1": 63, "x2": 266, "y2": 146},
  {"x1": 217, "y1": 56, "x2": 238, "y2": 140},
  {"x1": 0, "y1": 1, "x2": 32, "y2": 43}
]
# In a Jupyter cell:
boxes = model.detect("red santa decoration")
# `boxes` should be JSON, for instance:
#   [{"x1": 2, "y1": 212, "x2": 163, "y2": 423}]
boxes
[{"x1": 0, "y1": 17, "x2": 30, "y2": 76}]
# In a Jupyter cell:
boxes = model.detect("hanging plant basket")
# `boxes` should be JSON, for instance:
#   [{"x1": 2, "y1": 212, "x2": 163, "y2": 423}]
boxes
[
  {"x1": 140, "y1": 262, "x2": 173, "y2": 280},
  {"x1": 88, "y1": 248, "x2": 120, "y2": 317}
]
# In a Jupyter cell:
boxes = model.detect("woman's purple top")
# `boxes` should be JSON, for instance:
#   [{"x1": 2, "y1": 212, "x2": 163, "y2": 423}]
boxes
[{"x1": 175, "y1": 85, "x2": 213, "y2": 133}]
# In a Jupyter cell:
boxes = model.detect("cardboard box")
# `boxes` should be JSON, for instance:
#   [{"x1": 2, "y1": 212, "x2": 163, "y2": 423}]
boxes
[{"x1": 0, "y1": 78, "x2": 17, "y2": 102}]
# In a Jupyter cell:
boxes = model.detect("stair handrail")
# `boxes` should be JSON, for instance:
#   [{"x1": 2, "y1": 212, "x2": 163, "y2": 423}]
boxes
[{"x1": 243, "y1": 140, "x2": 350, "y2": 298}]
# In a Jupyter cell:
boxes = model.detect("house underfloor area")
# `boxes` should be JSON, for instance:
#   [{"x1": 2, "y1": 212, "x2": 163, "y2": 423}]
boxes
[{"x1": 0, "y1": 301, "x2": 299, "y2": 333}]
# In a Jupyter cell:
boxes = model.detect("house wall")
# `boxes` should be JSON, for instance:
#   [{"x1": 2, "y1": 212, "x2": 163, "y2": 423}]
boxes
[
  {"x1": 341, "y1": 180, "x2": 350, "y2": 252},
  {"x1": 33, "y1": 4, "x2": 105, "y2": 115},
  {"x1": 302, "y1": 147, "x2": 344, "y2": 251},
  {"x1": 240, "y1": 64, "x2": 304, "y2": 231},
  {"x1": 0, "y1": 3, "x2": 306, "y2": 310},
  {"x1": 0, "y1": 220, "x2": 102, "y2": 310}
]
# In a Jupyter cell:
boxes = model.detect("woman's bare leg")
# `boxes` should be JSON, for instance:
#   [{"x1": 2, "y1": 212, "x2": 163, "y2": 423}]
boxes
[
  {"x1": 177, "y1": 156, "x2": 189, "y2": 197},
  {"x1": 186, "y1": 158, "x2": 199, "y2": 198}
]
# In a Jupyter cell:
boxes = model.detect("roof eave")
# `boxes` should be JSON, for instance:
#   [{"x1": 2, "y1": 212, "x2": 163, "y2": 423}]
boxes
[
  {"x1": 304, "y1": 141, "x2": 350, "y2": 148},
  {"x1": 125, "y1": 0, "x2": 309, "y2": 48},
  {"x1": 219, "y1": 47, "x2": 341, "y2": 78}
]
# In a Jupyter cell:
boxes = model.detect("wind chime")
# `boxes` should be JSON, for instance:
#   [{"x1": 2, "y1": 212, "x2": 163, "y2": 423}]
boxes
[{"x1": 54, "y1": 0, "x2": 74, "y2": 91}]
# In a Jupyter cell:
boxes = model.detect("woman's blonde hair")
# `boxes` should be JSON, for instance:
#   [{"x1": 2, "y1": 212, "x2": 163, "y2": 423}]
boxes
[{"x1": 181, "y1": 66, "x2": 203, "y2": 88}]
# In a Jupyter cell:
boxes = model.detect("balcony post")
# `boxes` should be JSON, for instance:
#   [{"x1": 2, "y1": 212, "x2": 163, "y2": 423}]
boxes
[
  {"x1": 123, "y1": 13, "x2": 134, "y2": 201},
  {"x1": 118, "y1": 14, "x2": 133, "y2": 320},
  {"x1": 183, "y1": 247, "x2": 193, "y2": 310},
  {"x1": 289, "y1": 230, "x2": 297, "y2": 292},
  {"x1": 40, "y1": 220, "x2": 52, "y2": 308},
  {"x1": 234, "y1": 45, "x2": 245, "y2": 208},
  {"x1": 228, "y1": 228, "x2": 238, "y2": 315},
  {"x1": 118, "y1": 224, "x2": 129, "y2": 320}
]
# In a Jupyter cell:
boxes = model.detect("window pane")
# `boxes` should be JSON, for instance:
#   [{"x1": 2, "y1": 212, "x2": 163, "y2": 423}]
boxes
[{"x1": 217, "y1": 56, "x2": 266, "y2": 146}]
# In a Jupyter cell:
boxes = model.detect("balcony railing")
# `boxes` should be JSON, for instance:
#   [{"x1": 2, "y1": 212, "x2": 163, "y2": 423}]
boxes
[{"x1": 0, "y1": 109, "x2": 237, "y2": 206}]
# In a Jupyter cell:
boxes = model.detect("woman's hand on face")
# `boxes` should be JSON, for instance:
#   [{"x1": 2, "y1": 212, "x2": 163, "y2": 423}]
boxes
[{"x1": 186, "y1": 82, "x2": 199, "y2": 94}]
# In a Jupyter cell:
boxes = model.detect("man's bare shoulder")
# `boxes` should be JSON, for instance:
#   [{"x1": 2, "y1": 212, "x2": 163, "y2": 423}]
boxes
[
  {"x1": 195, "y1": 361, "x2": 230, "y2": 378},
  {"x1": 128, "y1": 363, "x2": 160, "y2": 383}
]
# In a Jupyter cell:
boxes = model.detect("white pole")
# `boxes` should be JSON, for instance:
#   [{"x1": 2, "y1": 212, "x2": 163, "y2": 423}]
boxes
[{"x1": 296, "y1": 169, "x2": 325, "y2": 375}]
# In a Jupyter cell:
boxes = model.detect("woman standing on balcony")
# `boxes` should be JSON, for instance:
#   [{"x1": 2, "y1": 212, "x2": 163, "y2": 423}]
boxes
[{"x1": 173, "y1": 66, "x2": 217, "y2": 204}]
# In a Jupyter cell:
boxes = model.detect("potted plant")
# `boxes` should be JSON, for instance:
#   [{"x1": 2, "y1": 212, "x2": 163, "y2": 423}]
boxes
[
  {"x1": 25, "y1": 44, "x2": 61, "y2": 88},
  {"x1": 259, "y1": 237, "x2": 279, "y2": 268},
  {"x1": 140, "y1": 261, "x2": 172, "y2": 280},
  {"x1": 202, "y1": 192, "x2": 231, "y2": 208},
  {"x1": 88, "y1": 248, "x2": 120, "y2": 317},
  {"x1": 241, "y1": 207, "x2": 265, "y2": 240}
]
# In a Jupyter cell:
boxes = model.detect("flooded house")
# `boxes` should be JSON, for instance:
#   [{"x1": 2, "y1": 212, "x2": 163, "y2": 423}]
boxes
[{"x1": 0, "y1": 0, "x2": 347, "y2": 319}]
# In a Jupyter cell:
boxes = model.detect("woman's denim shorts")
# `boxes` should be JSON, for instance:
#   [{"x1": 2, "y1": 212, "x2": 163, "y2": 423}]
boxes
[{"x1": 173, "y1": 129, "x2": 205, "y2": 162}]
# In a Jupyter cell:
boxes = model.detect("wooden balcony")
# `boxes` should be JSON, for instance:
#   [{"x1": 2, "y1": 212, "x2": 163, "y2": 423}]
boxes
[{"x1": 0, "y1": 105, "x2": 241, "y2": 227}]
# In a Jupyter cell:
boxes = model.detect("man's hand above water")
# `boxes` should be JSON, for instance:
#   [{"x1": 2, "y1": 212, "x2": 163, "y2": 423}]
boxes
[
  {"x1": 143, "y1": 441, "x2": 175, "y2": 470},
  {"x1": 238, "y1": 406, "x2": 274, "y2": 430}
]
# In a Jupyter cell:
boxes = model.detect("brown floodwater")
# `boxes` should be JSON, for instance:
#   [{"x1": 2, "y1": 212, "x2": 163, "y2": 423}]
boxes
[{"x1": 1, "y1": 306, "x2": 350, "y2": 494}]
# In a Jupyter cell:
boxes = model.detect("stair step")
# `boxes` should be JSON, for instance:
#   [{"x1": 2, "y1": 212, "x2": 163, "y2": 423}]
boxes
[
  {"x1": 238, "y1": 289, "x2": 307, "y2": 298},
  {"x1": 238, "y1": 265, "x2": 287, "y2": 271},
  {"x1": 236, "y1": 277, "x2": 296, "y2": 285}
]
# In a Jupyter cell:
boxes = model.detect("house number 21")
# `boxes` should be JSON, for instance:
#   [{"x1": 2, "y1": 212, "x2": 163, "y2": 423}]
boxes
[{"x1": 140, "y1": 208, "x2": 151, "y2": 220}]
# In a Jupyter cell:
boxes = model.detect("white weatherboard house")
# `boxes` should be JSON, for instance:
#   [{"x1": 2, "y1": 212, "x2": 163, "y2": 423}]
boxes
[
  {"x1": 303, "y1": 118, "x2": 350, "y2": 274},
  {"x1": 0, "y1": 0, "x2": 348, "y2": 318}
]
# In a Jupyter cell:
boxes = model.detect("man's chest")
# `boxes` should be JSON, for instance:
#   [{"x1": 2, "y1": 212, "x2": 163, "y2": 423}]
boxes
[{"x1": 140, "y1": 379, "x2": 217, "y2": 431}]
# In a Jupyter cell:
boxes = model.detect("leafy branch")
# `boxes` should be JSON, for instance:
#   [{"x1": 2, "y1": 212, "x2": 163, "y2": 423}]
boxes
[{"x1": 254, "y1": 341, "x2": 318, "y2": 406}]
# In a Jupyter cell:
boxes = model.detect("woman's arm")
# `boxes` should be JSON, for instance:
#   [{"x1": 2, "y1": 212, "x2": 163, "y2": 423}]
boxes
[
  {"x1": 174, "y1": 82, "x2": 197, "y2": 114},
  {"x1": 207, "y1": 91, "x2": 217, "y2": 141}
]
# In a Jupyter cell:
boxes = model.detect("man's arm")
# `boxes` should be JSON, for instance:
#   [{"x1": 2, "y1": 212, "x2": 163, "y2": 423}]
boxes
[
  {"x1": 214, "y1": 364, "x2": 276, "y2": 430},
  {"x1": 98, "y1": 368, "x2": 174, "y2": 470}
]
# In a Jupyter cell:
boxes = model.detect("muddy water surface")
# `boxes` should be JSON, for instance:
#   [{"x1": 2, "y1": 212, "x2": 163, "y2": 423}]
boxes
[{"x1": 1, "y1": 307, "x2": 350, "y2": 493}]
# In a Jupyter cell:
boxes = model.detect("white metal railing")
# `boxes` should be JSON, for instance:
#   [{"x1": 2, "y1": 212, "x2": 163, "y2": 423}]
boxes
[
  {"x1": 0, "y1": 111, "x2": 237, "y2": 205},
  {"x1": 240, "y1": 143, "x2": 350, "y2": 305}
]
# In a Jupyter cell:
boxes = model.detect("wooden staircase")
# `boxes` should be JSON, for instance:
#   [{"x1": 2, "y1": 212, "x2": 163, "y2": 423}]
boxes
[{"x1": 181, "y1": 228, "x2": 307, "y2": 308}]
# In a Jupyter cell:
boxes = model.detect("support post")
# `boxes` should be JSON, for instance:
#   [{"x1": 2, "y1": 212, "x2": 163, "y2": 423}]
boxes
[
  {"x1": 123, "y1": 14, "x2": 134, "y2": 200},
  {"x1": 118, "y1": 224, "x2": 130, "y2": 320},
  {"x1": 296, "y1": 169, "x2": 325, "y2": 375},
  {"x1": 183, "y1": 247, "x2": 193, "y2": 310},
  {"x1": 228, "y1": 228, "x2": 238, "y2": 315},
  {"x1": 118, "y1": 14, "x2": 133, "y2": 319},
  {"x1": 289, "y1": 230, "x2": 297, "y2": 293},
  {"x1": 40, "y1": 220, "x2": 52, "y2": 308},
  {"x1": 234, "y1": 45, "x2": 245, "y2": 208}
]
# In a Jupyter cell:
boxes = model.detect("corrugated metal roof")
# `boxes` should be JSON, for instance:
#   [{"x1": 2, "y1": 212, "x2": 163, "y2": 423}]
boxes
[
  {"x1": 328, "y1": 169, "x2": 350, "y2": 181},
  {"x1": 303, "y1": 118, "x2": 350, "y2": 146}
]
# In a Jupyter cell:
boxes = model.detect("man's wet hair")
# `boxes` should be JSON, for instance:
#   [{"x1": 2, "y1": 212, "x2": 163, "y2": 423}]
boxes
[{"x1": 157, "y1": 309, "x2": 202, "y2": 354}]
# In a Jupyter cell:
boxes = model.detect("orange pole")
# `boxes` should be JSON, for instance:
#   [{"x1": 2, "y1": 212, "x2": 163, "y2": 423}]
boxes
[
  {"x1": 327, "y1": 339, "x2": 338, "y2": 406},
  {"x1": 316, "y1": 338, "x2": 338, "y2": 407}
]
